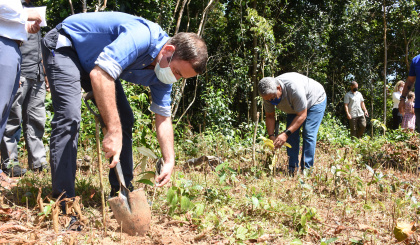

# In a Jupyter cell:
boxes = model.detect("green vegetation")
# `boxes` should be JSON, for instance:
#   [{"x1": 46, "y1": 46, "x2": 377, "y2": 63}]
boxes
[
  {"x1": 1, "y1": 0, "x2": 420, "y2": 244},
  {"x1": 3, "y1": 113, "x2": 420, "y2": 243}
]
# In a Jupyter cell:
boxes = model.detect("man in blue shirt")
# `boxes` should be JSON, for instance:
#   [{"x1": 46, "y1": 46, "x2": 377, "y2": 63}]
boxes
[
  {"x1": 41, "y1": 12, "x2": 208, "y2": 203},
  {"x1": 399, "y1": 54, "x2": 420, "y2": 132}
]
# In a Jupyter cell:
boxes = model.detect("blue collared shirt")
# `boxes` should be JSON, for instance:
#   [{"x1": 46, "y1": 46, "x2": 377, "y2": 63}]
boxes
[
  {"x1": 61, "y1": 12, "x2": 171, "y2": 116},
  {"x1": 409, "y1": 54, "x2": 420, "y2": 108}
]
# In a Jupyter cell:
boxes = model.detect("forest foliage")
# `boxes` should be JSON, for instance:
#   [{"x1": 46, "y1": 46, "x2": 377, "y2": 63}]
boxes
[{"x1": 36, "y1": 0, "x2": 420, "y2": 141}]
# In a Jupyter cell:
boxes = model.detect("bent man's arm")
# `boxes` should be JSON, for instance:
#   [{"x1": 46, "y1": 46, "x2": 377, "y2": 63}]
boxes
[
  {"x1": 90, "y1": 65, "x2": 122, "y2": 168},
  {"x1": 399, "y1": 76, "x2": 416, "y2": 115},
  {"x1": 155, "y1": 114, "x2": 175, "y2": 187},
  {"x1": 266, "y1": 112, "x2": 276, "y2": 141},
  {"x1": 273, "y1": 108, "x2": 307, "y2": 149}
]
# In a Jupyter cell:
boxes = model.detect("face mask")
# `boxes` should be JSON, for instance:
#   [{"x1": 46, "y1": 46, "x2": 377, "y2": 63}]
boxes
[
  {"x1": 352, "y1": 88, "x2": 358, "y2": 92},
  {"x1": 154, "y1": 54, "x2": 177, "y2": 84},
  {"x1": 399, "y1": 87, "x2": 403, "y2": 92},
  {"x1": 270, "y1": 96, "x2": 282, "y2": 105}
]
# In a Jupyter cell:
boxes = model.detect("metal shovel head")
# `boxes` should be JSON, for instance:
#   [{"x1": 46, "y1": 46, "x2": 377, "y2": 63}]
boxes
[{"x1": 108, "y1": 188, "x2": 151, "y2": 236}]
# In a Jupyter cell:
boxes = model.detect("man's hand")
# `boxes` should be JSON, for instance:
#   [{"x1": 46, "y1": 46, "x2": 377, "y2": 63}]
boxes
[
  {"x1": 26, "y1": 9, "x2": 41, "y2": 33},
  {"x1": 155, "y1": 114, "x2": 175, "y2": 187},
  {"x1": 103, "y1": 129, "x2": 122, "y2": 168},
  {"x1": 364, "y1": 111, "x2": 369, "y2": 117},
  {"x1": 27, "y1": 22, "x2": 40, "y2": 33},
  {"x1": 44, "y1": 76, "x2": 50, "y2": 92},
  {"x1": 90, "y1": 66, "x2": 122, "y2": 168},
  {"x1": 155, "y1": 160, "x2": 174, "y2": 187},
  {"x1": 346, "y1": 114, "x2": 352, "y2": 120},
  {"x1": 273, "y1": 133, "x2": 288, "y2": 149}
]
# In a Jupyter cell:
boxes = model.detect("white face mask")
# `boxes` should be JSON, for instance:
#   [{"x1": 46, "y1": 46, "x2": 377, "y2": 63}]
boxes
[
  {"x1": 399, "y1": 87, "x2": 403, "y2": 92},
  {"x1": 154, "y1": 54, "x2": 177, "y2": 84}
]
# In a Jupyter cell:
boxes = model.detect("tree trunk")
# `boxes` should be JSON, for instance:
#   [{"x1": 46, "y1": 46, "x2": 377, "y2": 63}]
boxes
[
  {"x1": 250, "y1": 0, "x2": 258, "y2": 122},
  {"x1": 175, "y1": 0, "x2": 188, "y2": 34},
  {"x1": 172, "y1": 0, "x2": 216, "y2": 119},
  {"x1": 82, "y1": 0, "x2": 86, "y2": 13},
  {"x1": 383, "y1": 0, "x2": 387, "y2": 130},
  {"x1": 69, "y1": 0, "x2": 75, "y2": 15},
  {"x1": 197, "y1": 0, "x2": 217, "y2": 36},
  {"x1": 167, "y1": 0, "x2": 181, "y2": 34}
]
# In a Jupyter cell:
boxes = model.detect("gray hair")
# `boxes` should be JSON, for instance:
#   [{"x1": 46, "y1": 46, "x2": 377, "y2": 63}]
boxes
[{"x1": 258, "y1": 77, "x2": 278, "y2": 96}]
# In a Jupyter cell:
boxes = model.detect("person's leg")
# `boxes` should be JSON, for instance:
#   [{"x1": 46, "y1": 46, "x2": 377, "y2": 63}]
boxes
[
  {"x1": 1, "y1": 82, "x2": 24, "y2": 166},
  {"x1": 0, "y1": 37, "x2": 22, "y2": 176},
  {"x1": 22, "y1": 77, "x2": 47, "y2": 170},
  {"x1": 357, "y1": 116, "x2": 366, "y2": 138},
  {"x1": 349, "y1": 118, "x2": 357, "y2": 138},
  {"x1": 392, "y1": 108, "x2": 399, "y2": 130},
  {"x1": 286, "y1": 114, "x2": 301, "y2": 173},
  {"x1": 42, "y1": 29, "x2": 83, "y2": 199},
  {"x1": 0, "y1": 37, "x2": 21, "y2": 144},
  {"x1": 301, "y1": 98, "x2": 326, "y2": 170},
  {"x1": 108, "y1": 81, "x2": 135, "y2": 195}
]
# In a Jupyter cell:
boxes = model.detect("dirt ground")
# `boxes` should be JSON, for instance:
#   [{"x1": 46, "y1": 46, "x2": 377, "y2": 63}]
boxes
[{"x1": 0, "y1": 202, "x2": 218, "y2": 245}]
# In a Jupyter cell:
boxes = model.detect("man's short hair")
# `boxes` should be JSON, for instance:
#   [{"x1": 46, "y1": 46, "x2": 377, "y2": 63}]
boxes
[
  {"x1": 350, "y1": 81, "x2": 358, "y2": 87},
  {"x1": 258, "y1": 77, "x2": 278, "y2": 96},
  {"x1": 167, "y1": 32, "x2": 208, "y2": 74}
]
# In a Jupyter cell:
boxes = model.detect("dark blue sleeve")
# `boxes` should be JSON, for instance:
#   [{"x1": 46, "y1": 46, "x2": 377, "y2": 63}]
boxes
[{"x1": 409, "y1": 56, "x2": 419, "y2": 77}]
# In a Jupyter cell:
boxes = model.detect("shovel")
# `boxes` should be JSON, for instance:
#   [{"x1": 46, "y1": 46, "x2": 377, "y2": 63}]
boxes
[{"x1": 83, "y1": 92, "x2": 151, "y2": 236}]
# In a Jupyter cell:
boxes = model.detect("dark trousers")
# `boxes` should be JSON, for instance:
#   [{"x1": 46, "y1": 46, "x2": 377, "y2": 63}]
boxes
[
  {"x1": 415, "y1": 108, "x2": 420, "y2": 133},
  {"x1": 41, "y1": 27, "x2": 135, "y2": 199},
  {"x1": 392, "y1": 108, "x2": 402, "y2": 130},
  {"x1": 349, "y1": 116, "x2": 366, "y2": 138},
  {"x1": 0, "y1": 37, "x2": 21, "y2": 141}
]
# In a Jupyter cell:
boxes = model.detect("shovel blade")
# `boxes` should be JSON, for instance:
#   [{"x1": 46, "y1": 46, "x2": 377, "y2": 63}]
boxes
[{"x1": 108, "y1": 188, "x2": 151, "y2": 236}]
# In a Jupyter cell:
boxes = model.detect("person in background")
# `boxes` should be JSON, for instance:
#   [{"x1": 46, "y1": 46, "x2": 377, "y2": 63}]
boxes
[
  {"x1": 259, "y1": 72, "x2": 326, "y2": 175},
  {"x1": 344, "y1": 81, "x2": 369, "y2": 138},
  {"x1": 392, "y1": 80, "x2": 405, "y2": 130},
  {"x1": 399, "y1": 54, "x2": 420, "y2": 133},
  {"x1": 401, "y1": 92, "x2": 415, "y2": 132},
  {"x1": 1, "y1": 0, "x2": 48, "y2": 177},
  {"x1": 0, "y1": 0, "x2": 41, "y2": 177}
]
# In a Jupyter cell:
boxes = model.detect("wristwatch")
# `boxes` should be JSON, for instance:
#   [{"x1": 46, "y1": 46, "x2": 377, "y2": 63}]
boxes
[{"x1": 283, "y1": 129, "x2": 292, "y2": 137}]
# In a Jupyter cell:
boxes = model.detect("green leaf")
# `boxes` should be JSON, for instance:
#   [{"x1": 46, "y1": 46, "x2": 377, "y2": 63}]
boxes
[
  {"x1": 300, "y1": 213, "x2": 307, "y2": 228},
  {"x1": 180, "y1": 196, "x2": 193, "y2": 211},
  {"x1": 194, "y1": 203, "x2": 205, "y2": 217},
  {"x1": 43, "y1": 205, "x2": 52, "y2": 216},
  {"x1": 215, "y1": 161, "x2": 227, "y2": 172},
  {"x1": 251, "y1": 196, "x2": 259, "y2": 208},
  {"x1": 324, "y1": 237, "x2": 338, "y2": 244},
  {"x1": 140, "y1": 171, "x2": 155, "y2": 180},
  {"x1": 291, "y1": 238, "x2": 303, "y2": 245},
  {"x1": 139, "y1": 156, "x2": 148, "y2": 173},
  {"x1": 235, "y1": 226, "x2": 248, "y2": 240},
  {"x1": 137, "y1": 179, "x2": 154, "y2": 186},
  {"x1": 137, "y1": 146, "x2": 157, "y2": 159},
  {"x1": 167, "y1": 187, "x2": 176, "y2": 204},
  {"x1": 366, "y1": 165, "x2": 374, "y2": 174},
  {"x1": 363, "y1": 204, "x2": 372, "y2": 210}
]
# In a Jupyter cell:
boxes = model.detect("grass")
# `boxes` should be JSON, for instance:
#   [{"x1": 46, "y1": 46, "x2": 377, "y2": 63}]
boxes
[{"x1": 1, "y1": 130, "x2": 420, "y2": 244}]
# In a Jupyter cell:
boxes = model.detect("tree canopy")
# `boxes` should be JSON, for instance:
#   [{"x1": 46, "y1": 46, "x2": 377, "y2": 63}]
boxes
[{"x1": 40, "y1": 0, "x2": 420, "y2": 132}]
